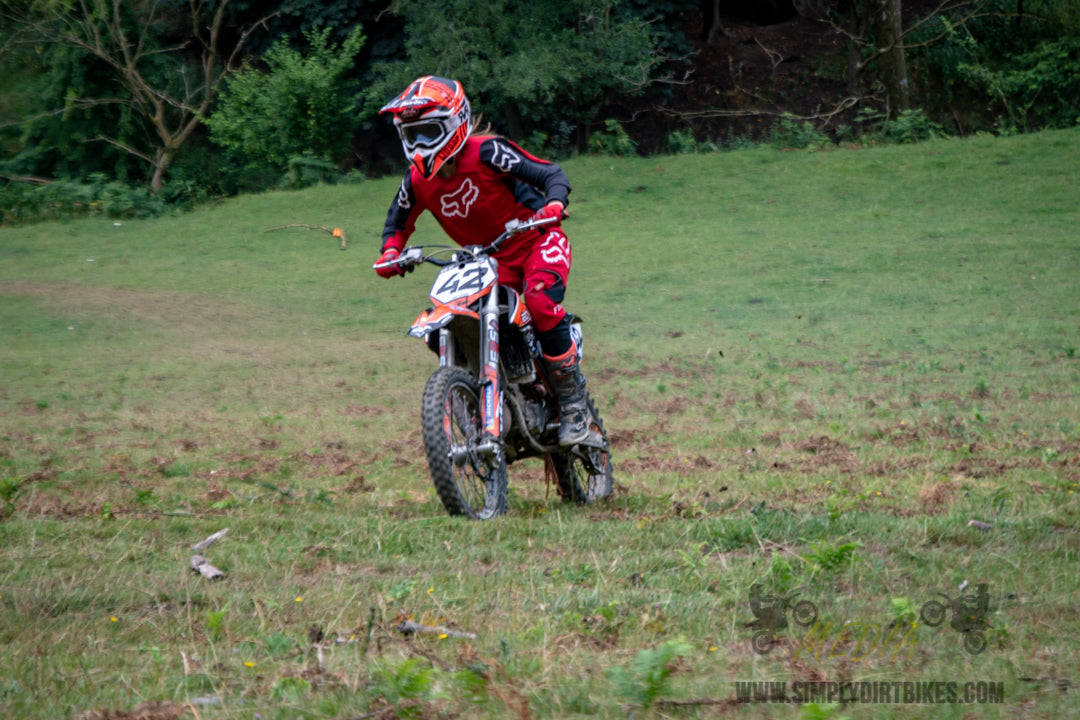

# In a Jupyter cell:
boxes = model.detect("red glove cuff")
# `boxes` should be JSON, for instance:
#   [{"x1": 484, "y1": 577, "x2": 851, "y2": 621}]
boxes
[{"x1": 381, "y1": 233, "x2": 406, "y2": 254}]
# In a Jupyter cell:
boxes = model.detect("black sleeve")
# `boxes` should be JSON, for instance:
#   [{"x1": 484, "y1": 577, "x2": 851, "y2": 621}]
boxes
[
  {"x1": 478, "y1": 137, "x2": 571, "y2": 207},
  {"x1": 381, "y1": 172, "x2": 421, "y2": 249}
]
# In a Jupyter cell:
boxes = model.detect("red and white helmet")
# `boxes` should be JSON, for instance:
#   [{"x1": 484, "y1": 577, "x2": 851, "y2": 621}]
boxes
[{"x1": 380, "y1": 76, "x2": 471, "y2": 179}]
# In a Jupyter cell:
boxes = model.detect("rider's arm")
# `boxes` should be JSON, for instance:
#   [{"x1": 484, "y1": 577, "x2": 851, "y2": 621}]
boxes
[
  {"x1": 382, "y1": 171, "x2": 423, "y2": 252},
  {"x1": 478, "y1": 137, "x2": 571, "y2": 209}
]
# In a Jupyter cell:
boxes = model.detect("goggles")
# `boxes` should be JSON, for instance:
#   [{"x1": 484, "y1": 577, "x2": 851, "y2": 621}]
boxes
[{"x1": 398, "y1": 119, "x2": 449, "y2": 152}]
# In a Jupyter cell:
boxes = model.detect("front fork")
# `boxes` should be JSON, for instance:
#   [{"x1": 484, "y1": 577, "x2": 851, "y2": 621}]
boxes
[
  {"x1": 437, "y1": 270, "x2": 503, "y2": 459},
  {"x1": 478, "y1": 283, "x2": 503, "y2": 443}
]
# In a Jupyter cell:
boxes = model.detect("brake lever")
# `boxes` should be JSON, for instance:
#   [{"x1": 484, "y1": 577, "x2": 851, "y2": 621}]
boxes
[
  {"x1": 372, "y1": 246, "x2": 425, "y2": 271},
  {"x1": 503, "y1": 215, "x2": 558, "y2": 234}
]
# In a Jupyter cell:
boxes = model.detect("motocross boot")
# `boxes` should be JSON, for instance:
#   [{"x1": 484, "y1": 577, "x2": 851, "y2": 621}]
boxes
[{"x1": 544, "y1": 342, "x2": 591, "y2": 447}]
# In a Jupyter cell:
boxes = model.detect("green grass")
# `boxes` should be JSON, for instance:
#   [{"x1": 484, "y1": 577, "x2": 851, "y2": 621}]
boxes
[{"x1": 1, "y1": 129, "x2": 1079, "y2": 719}]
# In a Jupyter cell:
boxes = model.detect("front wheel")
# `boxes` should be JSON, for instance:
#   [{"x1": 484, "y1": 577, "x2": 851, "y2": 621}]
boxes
[
  {"x1": 553, "y1": 396, "x2": 613, "y2": 503},
  {"x1": 421, "y1": 367, "x2": 508, "y2": 519}
]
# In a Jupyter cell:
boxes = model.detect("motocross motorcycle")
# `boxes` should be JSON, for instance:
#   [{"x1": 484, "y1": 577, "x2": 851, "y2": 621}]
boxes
[{"x1": 374, "y1": 216, "x2": 613, "y2": 519}]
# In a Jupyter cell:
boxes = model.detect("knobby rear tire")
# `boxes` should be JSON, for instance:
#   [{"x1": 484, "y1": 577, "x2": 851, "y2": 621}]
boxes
[
  {"x1": 553, "y1": 396, "x2": 614, "y2": 503},
  {"x1": 421, "y1": 367, "x2": 508, "y2": 519}
]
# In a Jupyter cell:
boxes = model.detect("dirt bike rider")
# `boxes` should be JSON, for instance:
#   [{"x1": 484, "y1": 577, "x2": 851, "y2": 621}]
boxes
[
  {"x1": 954, "y1": 583, "x2": 990, "y2": 632},
  {"x1": 748, "y1": 583, "x2": 788, "y2": 633},
  {"x1": 375, "y1": 76, "x2": 592, "y2": 447}
]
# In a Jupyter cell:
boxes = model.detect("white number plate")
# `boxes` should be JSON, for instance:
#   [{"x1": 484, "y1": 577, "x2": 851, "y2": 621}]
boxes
[{"x1": 430, "y1": 259, "x2": 497, "y2": 304}]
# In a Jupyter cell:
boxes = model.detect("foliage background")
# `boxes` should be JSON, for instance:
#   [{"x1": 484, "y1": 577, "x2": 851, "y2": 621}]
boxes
[{"x1": 1, "y1": 0, "x2": 1078, "y2": 215}]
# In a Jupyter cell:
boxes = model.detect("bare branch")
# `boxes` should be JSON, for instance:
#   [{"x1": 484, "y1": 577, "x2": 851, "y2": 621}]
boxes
[
  {"x1": 655, "y1": 96, "x2": 859, "y2": 123},
  {"x1": 755, "y1": 38, "x2": 783, "y2": 71},
  {"x1": 0, "y1": 98, "x2": 137, "y2": 130},
  {"x1": 615, "y1": 50, "x2": 695, "y2": 91},
  {"x1": 0, "y1": 173, "x2": 53, "y2": 186},
  {"x1": 89, "y1": 134, "x2": 157, "y2": 167}
]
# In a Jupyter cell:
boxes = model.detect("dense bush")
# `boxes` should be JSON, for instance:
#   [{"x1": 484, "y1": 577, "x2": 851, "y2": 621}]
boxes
[
  {"x1": 0, "y1": 174, "x2": 170, "y2": 225},
  {"x1": 588, "y1": 120, "x2": 639, "y2": 157},
  {"x1": 204, "y1": 28, "x2": 365, "y2": 176},
  {"x1": 908, "y1": 0, "x2": 1080, "y2": 132},
  {"x1": 769, "y1": 114, "x2": 831, "y2": 150}
]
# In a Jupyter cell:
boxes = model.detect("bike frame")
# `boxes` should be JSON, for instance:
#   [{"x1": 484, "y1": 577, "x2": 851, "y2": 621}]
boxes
[{"x1": 385, "y1": 217, "x2": 557, "y2": 460}]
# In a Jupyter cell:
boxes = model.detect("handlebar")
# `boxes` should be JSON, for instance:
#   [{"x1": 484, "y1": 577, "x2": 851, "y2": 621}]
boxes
[{"x1": 372, "y1": 215, "x2": 558, "y2": 272}]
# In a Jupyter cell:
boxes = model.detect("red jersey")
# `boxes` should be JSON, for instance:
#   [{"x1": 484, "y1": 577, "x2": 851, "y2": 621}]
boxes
[{"x1": 381, "y1": 136, "x2": 571, "y2": 253}]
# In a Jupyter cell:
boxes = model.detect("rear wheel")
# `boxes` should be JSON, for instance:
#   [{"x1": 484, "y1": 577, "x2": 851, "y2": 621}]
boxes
[
  {"x1": 421, "y1": 367, "x2": 508, "y2": 519},
  {"x1": 920, "y1": 600, "x2": 947, "y2": 628},
  {"x1": 553, "y1": 397, "x2": 613, "y2": 503},
  {"x1": 792, "y1": 600, "x2": 818, "y2": 627}
]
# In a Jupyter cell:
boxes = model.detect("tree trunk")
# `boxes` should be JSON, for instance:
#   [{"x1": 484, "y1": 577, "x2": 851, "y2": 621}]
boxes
[
  {"x1": 702, "y1": 0, "x2": 725, "y2": 43},
  {"x1": 846, "y1": 38, "x2": 861, "y2": 97},
  {"x1": 151, "y1": 147, "x2": 178, "y2": 194},
  {"x1": 872, "y1": 0, "x2": 909, "y2": 117},
  {"x1": 503, "y1": 104, "x2": 524, "y2": 142}
]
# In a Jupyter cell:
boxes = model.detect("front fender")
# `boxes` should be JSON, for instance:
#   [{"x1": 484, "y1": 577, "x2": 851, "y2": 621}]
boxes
[{"x1": 409, "y1": 303, "x2": 478, "y2": 338}]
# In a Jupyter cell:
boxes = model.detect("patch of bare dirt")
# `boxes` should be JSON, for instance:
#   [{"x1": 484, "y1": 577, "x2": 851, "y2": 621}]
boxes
[
  {"x1": 0, "y1": 281, "x2": 240, "y2": 330},
  {"x1": 948, "y1": 456, "x2": 1041, "y2": 480},
  {"x1": 20, "y1": 492, "x2": 107, "y2": 520},
  {"x1": 917, "y1": 479, "x2": 956, "y2": 514},
  {"x1": 618, "y1": 452, "x2": 718, "y2": 476}
]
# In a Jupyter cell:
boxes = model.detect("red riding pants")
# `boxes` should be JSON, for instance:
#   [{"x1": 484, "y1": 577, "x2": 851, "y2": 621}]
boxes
[{"x1": 495, "y1": 228, "x2": 572, "y2": 334}]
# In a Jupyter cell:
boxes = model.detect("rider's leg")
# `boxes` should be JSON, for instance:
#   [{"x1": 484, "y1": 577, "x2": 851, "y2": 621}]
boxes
[
  {"x1": 519, "y1": 230, "x2": 591, "y2": 447},
  {"x1": 538, "y1": 320, "x2": 590, "y2": 446}
]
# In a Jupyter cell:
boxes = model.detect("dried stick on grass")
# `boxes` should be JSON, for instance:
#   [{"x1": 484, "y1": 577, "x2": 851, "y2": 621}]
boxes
[
  {"x1": 264, "y1": 224, "x2": 348, "y2": 250},
  {"x1": 190, "y1": 528, "x2": 228, "y2": 580},
  {"x1": 190, "y1": 554, "x2": 226, "y2": 580},
  {"x1": 395, "y1": 620, "x2": 476, "y2": 639},
  {"x1": 192, "y1": 528, "x2": 229, "y2": 552}
]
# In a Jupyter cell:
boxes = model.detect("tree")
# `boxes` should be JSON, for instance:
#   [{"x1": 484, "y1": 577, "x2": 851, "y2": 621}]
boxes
[
  {"x1": 872, "y1": 0, "x2": 909, "y2": 114},
  {"x1": 367, "y1": 0, "x2": 659, "y2": 151},
  {"x1": 0, "y1": 0, "x2": 273, "y2": 192},
  {"x1": 829, "y1": 1, "x2": 989, "y2": 118}
]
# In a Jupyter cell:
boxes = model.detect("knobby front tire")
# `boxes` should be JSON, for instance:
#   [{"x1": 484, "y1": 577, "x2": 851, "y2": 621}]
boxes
[{"x1": 421, "y1": 367, "x2": 508, "y2": 519}]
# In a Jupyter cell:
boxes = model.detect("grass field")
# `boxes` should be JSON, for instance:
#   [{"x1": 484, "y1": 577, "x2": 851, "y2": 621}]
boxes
[{"x1": 1, "y1": 128, "x2": 1079, "y2": 719}]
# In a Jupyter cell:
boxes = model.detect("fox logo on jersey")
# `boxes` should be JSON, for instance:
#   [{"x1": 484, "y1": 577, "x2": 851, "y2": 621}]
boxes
[
  {"x1": 397, "y1": 178, "x2": 412, "y2": 209},
  {"x1": 489, "y1": 141, "x2": 522, "y2": 173},
  {"x1": 441, "y1": 178, "x2": 480, "y2": 218}
]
